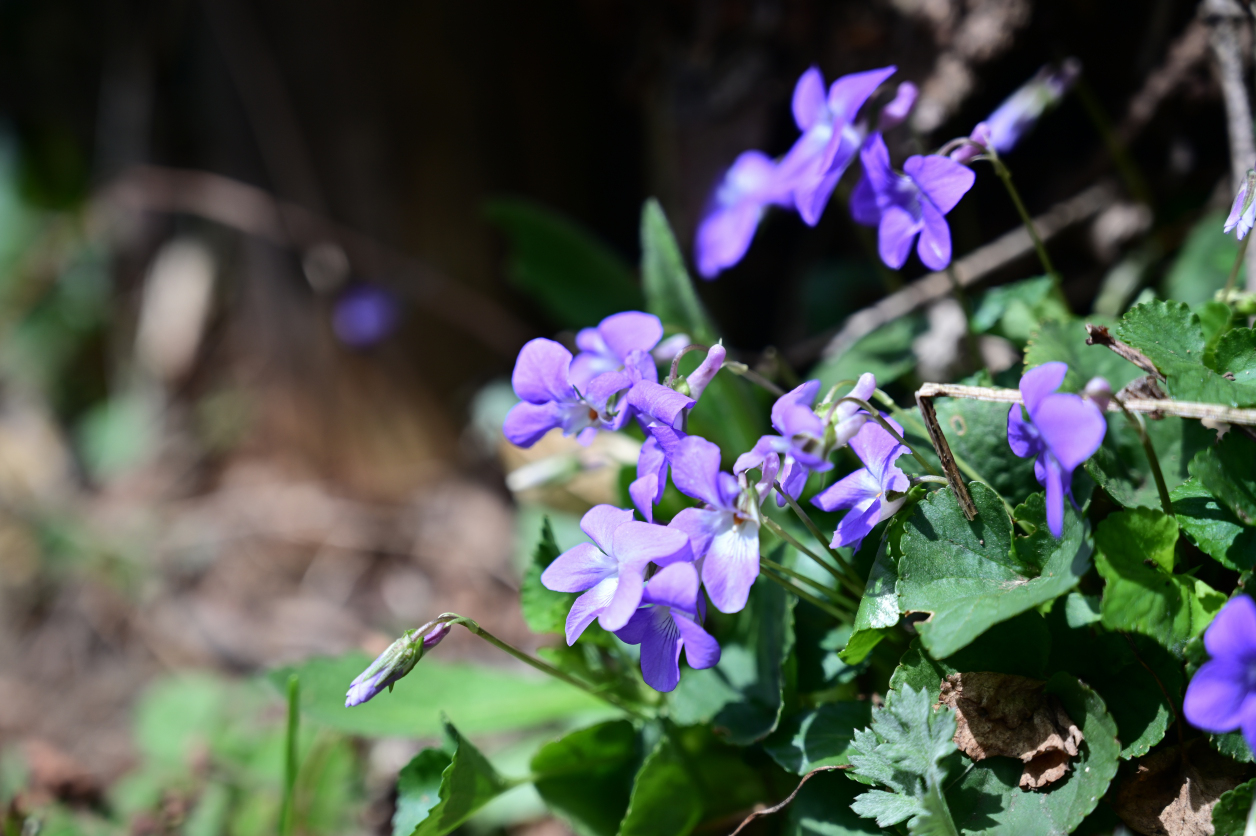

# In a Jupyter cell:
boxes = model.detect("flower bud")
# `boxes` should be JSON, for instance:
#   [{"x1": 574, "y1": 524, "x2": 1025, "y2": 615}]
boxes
[
  {"x1": 684, "y1": 344, "x2": 726, "y2": 401},
  {"x1": 878, "y1": 82, "x2": 918, "y2": 132},
  {"x1": 983, "y1": 59, "x2": 1080, "y2": 155},
  {"x1": 1224, "y1": 169, "x2": 1256, "y2": 240},
  {"x1": 1082, "y1": 377, "x2": 1113, "y2": 413},
  {"x1": 345, "y1": 623, "x2": 448, "y2": 707},
  {"x1": 950, "y1": 123, "x2": 992, "y2": 165}
]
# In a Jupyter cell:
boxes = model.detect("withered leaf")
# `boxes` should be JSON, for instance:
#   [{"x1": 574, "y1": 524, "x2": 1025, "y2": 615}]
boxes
[
  {"x1": 937, "y1": 672, "x2": 1083, "y2": 790},
  {"x1": 1111, "y1": 741, "x2": 1249, "y2": 836}
]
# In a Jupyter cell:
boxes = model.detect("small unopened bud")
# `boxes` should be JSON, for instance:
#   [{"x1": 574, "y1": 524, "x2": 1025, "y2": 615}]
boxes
[
  {"x1": 878, "y1": 82, "x2": 918, "y2": 132},
  {"x1": 684, "y1": 344, "x2": 726, "y2": 401},
  {"x1": 1082, "y1": 377, "x2": 1113, "y2": 413},
  {"x1": 950, "y1": 123, "x2": 992, "y2": 165},
  {"x1": 1224, "y1": 169, "x2": 1256, "y2": 240},
  {"x1": 345, "y1": 623, "x2": 449, "y2": 707}
]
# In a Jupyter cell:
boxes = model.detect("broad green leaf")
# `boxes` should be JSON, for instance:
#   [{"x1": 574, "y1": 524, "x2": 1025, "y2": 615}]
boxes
[
  {"x1": 1172, "y1": 478, "x2": 1256, "y2": 571},
  {"x1": 394, "y1": 718, "x2": 510, "y2": 836},
  {"x1": 640, "y1": 199, "x2": 716, "y2": 343},
  {"x1": 897, "y1": 486, "x2": 1090, "y2": 659},
  {"x1": 1086, "y1": 414, "x2": 1213, "y2": 510},
  {"x1": 485, "y1": 197, "x2": 641, "y2": 329},
  {"x1": 841, "y1": 521, "x2": 904, "y2": 665},
  {"x1": 270, "y1": 654, "x2": 611, "y2": 739},
  {"x1": 1212, "y1": 731, "x2": 1255, "y2": 764},
  {"x1": 784, "y1": 770, "x2": 883, "y2": 835},
  {"x1": 617, "y1": 737, "x2": 702, "y2": 836},
  {"x1": 1213, "y1": 778, "x2": 1255, "y2": 836},
  {"x1": 888, "y1": 611, "x2": 1053, "y2": 699},
  {"x1": 531, "y1": 721, "x2": 638, "y2": 836},
  {"x1": 1191, "y1": 435, "x2": 1256, "y2": 524},
  {"x1": 1046, "y1": 607, "x2": 1183, "y2": 759},
  {"x1": 1197, "y1": 300, "x2": 1235, "y2": 365},
  {"x1": 668, "y1": 575, "x2": 795, "y2": 744},
  {"x1": 971, "y1": 276, "x2": 1069, "y2": 344},
  {"x1": 944, "y1": 675, "x2": 1120, "y2": 836},
  {"x1": 1215, "y1": 327, "x2": 1256, "y2": 386},
  {"x1": 764, "y1": 702, "x2": 873, "y2": 774},
  {"x1": 1162, "y1": 210, "x2": 1242, "y2": 305},
  {"x1": 813, "y1": 313, "x2": 928, "y2": 388},
  {"x1": 1095, "y1": 509, "x2": 1225, "y2": 655},
  {"x1": 1024, "y1": 318, "x2": 1143, "y2": 394},
  {"x1": 520, "y1": 518, "x2": 575, "y2": 635}
]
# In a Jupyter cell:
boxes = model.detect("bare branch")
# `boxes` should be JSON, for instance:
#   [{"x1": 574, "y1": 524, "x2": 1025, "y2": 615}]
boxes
[
  {"x1": 727, "y1": 766, "x2": 847, "y2": 836},
  {"x1": 916, "y1": 393, "x2": 978, "y2": 520}
]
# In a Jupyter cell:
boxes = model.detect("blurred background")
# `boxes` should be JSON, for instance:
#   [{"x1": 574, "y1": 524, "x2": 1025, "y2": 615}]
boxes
[{"x1": 0, "y1": 0, "x2": 1242, "y2": 833}]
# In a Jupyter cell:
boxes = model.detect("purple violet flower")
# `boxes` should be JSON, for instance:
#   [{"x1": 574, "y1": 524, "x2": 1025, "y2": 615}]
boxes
[
  {"x1": 614, "y1": 562, "x2": 721, "y2": 693},
  {"x1": 345, "y1": 622, "x2": 450, "y2": 707},
  {"x1": 541, "y1": 505, "x2": 693, "y2": 644},
  {"x1": 949, "y1": 122, "x2": 994, "y2": 165},
  {"x1": 333, "y1": 283, "x2": 400, "y2": 348},
  {"x1": 812, "y1": 417, "x2": 910, "y2": 552},
  {"x1": 669, "y1": 435, "x2": 777, "y2": 614},
  {"x1": 780, "y1": 65, "x2": 898, "y2": 226},
  {"x1": 1007, "y1": 362, "x2": 1107, "y2": 538},
  {"x1": 851, "y1": 133, "x2": 976, "y2": 271},
  {"x1": 1184, "y1": 595, "x2": 1256, "y2": 751},
  {"x1": 878, "y1": 82, "x2": 918, "y2": 132},
  {"x1": 1224, "y1": 170, "x2": 1256, "y2": 240},
  {"x1": 503, "y1": 338, "x2": 633, "y2": 447},
  {"x1": 982, "y1": 59, "x2": 1081, "y2": 156},
  {"x1": 695, "y1": 151, "x2": 794, "y2": 279},
  {"x1": 735, "y1": 373, "x2": 877, "y2": 507},
  {"x1": 570, "y1": 311, "x2": 664, "y2": 390}
]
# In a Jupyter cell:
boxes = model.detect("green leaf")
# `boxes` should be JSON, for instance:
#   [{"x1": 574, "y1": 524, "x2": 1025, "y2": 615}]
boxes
[
  {"x1": 617, "y1": 737, "x2": 703, "y2": 836},
  {"x1": 944, "y1": 674, "x2": 1120, "y2": 836},
  {"x1": 270, "y1": 654, "x2": 612, "y2": 739},
  {"x1": 1197, "y1": 300, "x2": 1235, "y2": 366},
  {"x1": 847, "y1": 687, "x2": 959, "y2": 835},
  {"x1": 530, "y1": 721, "x2": 638, "y2": 836},
  {"x1": 1191, "y1": 431, "x2": 1256, "y2": 525},
  {"x1": 1212, "y1": 731, "x2": 1255, "y2": 764},
  {"x1": 841, "y1": 528, "x2": 901, "y2": 665},
  {"x1": 784, "y1": 770, "x2": 884, "y2": 835},
  {"x1": 484, "y1": 197, "x2": 642, "y2": 329},
  {"x1": 1213, "y1": 778, "x2": 1255, "y2": 836},
  {"x1": 668, "y1": 575, "x2": 795, "y2": 744},
  {"x1": 520, "y1": 518, "x2": 576, "y2": 634},
  {"x1": 888, "y1": 611, "x2": 1053, "y2": 699},
  {"x1": 1172, "y1": 478, "x2": 1256, "y2": 571},
  {"x1": 1162, "y1": 210, "x2": 1242, "y2": 306},
  {"x1": 1095, "y1": 508, "x2": 1226, "y2": 655},
  {"x1": 1024, "y1": 318, "x2": 1144, "y2": 394},
  {"x1": 813, "y1": 313, "x2": 928, "y2": 388},
  {"x1": 1086, "y1": 415, "x2": 1213, "y2": 510},
  {"x1": 764, "y1": 702, "x2": 874, "y2": 774},
  {"x1": 1046, "y1": 608, "x2": 1183, "y2": 759},
  {"x1": 640, "y1": 199, "x2": 716, "y2": 343},
  {"x1": 1215, "y1": 327, "x2": 1256, "y2": 389},
  {"x1": 393, "y1": 718, "x2": 510, "y2": 836},
  {"x1": 971, "y1": 276, "x2": 1069, "y2": 344},
  {"x1": 896, "y1": 485, "x2": 1091, "y2": 659}
]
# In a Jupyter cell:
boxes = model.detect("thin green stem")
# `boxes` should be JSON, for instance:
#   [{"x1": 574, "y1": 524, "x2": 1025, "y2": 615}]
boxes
[
  {"x1": 760, "y1": 566, "x2": 853, "y2": 623},
  {"x1": 1225, "y1": 233, "x2": 1251, "y2": 296},
  {"x1": 279, "y1": 674, "x2": 300, "y2": 836},
  {"x1": 762, "y1": 517, "x2": 864, "y2": 599},
  {"x1": 773, "y1": 480, "x2": 866, "y2": 591},
  {"x1": 835, "y1": 396, "x2": 940, "y2": 476},
  {"x1": 760, "y1": 553, "x2": 858, "y2": 610},
  {"x1": 1115, "y1": 401, "x2": 1173, "y2": 516},
  {"x1": 442, "y1": 615, "x2": 649, "y2": 720},
  {"x1": 722, "y1": 361, "x2": 786, "y2": 397},
  {"x1": 988, "y1": 155, "x2": 1057, "y2": 279}
]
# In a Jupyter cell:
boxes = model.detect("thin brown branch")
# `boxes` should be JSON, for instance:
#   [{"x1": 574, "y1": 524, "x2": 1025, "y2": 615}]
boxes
[
  {"x1": 726, "y1": 766, "x2": 848, "y2": 836},
  {"x1": 916, "y1": 394, "x2": 977, "y2": 520},
  {"x1": 1084, "y1": 324, "x2": 1165, "y2": 379}
]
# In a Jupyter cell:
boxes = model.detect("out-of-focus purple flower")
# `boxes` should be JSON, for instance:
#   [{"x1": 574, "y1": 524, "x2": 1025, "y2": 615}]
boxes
[
  {"x1": 502, "y1": 339, "x2": 632, "y2": 447},
  {"x1": 851, "y1": 133, "x2": 976, "y2": 271},
  {"x1": 333, "y1": 283, "x2": 400, "y2": 348},
  {"x1": 812, "y1": 418, "x2": 910, "y2": 552},
  {"x1": 345, "y1": 622, "x2": 449, "y2": 707},
  {"x1": 982, "y1": 59, "x2": 1081, "y2": 156},
  {"x1": 615, "y1": 562, "x2": 720, "y2": 692},
  {"x1": 1224, "y1": 170, "x2": 1256, "y2": 240},
  {"x1": 695, "y1": 151, "x2": 794, "y2": 279},
  {"x1": 541, "y1": 505, "x2": 692, "y2": 644},
  {"x1": 570, "y1": 311, "x2": 664, "y2": 389},
  {"x1": 735, "y1": 373, "x2": 877, "y2": 506},
  {"x1": 652, "y1": 334, "x2": 692, "y2": 365},
  {"x1": 949, "y1": 122, "x2": 993, "y2": 165},
  {"x1": 780, "y1": 65, "x2": 898, "y2": 226},
  {"x1": 1082, "y1": 376, "x2": 1113, "y2": 413},
  {"x1": 1184, "y1": 595, "x2": 1256, "y2": 750},
  {"x1": 878, "y1": 82, "x2": 918, "y2": 132},
  {"x1": 1007, "y1": 362, "x2": 1106, "y2": 537},
  {"x1": 669, "y1": 436, "x2": 777, "y2": 614}
]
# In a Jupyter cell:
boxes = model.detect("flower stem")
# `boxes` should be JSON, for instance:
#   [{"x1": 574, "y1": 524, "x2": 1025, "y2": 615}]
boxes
[
  {"x1": 1114, "y1": 400, "x2": 1173, "y2": 517},
  {"x1": 439, "y1": 614, "x2": 649, "y2": 720},
  {"x1": 762, "y1": 517, "x2": 864, "y2": 599},
  {"x1": 760, "y1": 564, "x2": 853, "y2": 623},
  {"x1": 988, "y1": 155, "x2": 1057, "y2": 279},
  {"x1": 279, "y1": 674, "x2": 300, "y2": 836},
  {"x1": 1225, "y1": 233, "x2": 1251, "y2": 296},
  {"x1": 722, "y1": 361, "x2": 786, "y2": 397},
  {"x1": 773, "y1": 480, "x2": 868, "y2": 588},
  {"x1": 759, "y1": 553, "x2": 859, "y2": 611},
  {"x1": 835, "y1": 396, "x2": 940, "y2": 476}
]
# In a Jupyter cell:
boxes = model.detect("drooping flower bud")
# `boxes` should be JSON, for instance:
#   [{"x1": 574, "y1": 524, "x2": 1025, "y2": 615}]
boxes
[
  {"x1": 878, "y1": 82, "x2": 918, "y2": 131},
  {"x1": 683, "y1": 344, "x2": 726, "y2": 401},
  {"x1": 983, "y1": 59, "x2": 1080, "y2": 156},
  {"x1": 950, "y1": 122, "x2": 993, "y2": 165},
  {"x1": 345, "y1": 622, "x2": 449, "y2": 707},
  {"x1": 1082, "y1": 376, "x2": 1113, "y2": 413},
  {"x1": 1224, "y1": 169, "x2": 1256, "y2": 240}
]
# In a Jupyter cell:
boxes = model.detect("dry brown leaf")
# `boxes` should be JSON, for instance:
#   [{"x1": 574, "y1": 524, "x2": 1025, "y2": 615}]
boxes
[
  {"x1": 1111, "y1": 741, "x2": 1249, "y2": 836},
  {"x1": 937, "y1": 672, "x2": 1083, "y2": 790}
]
